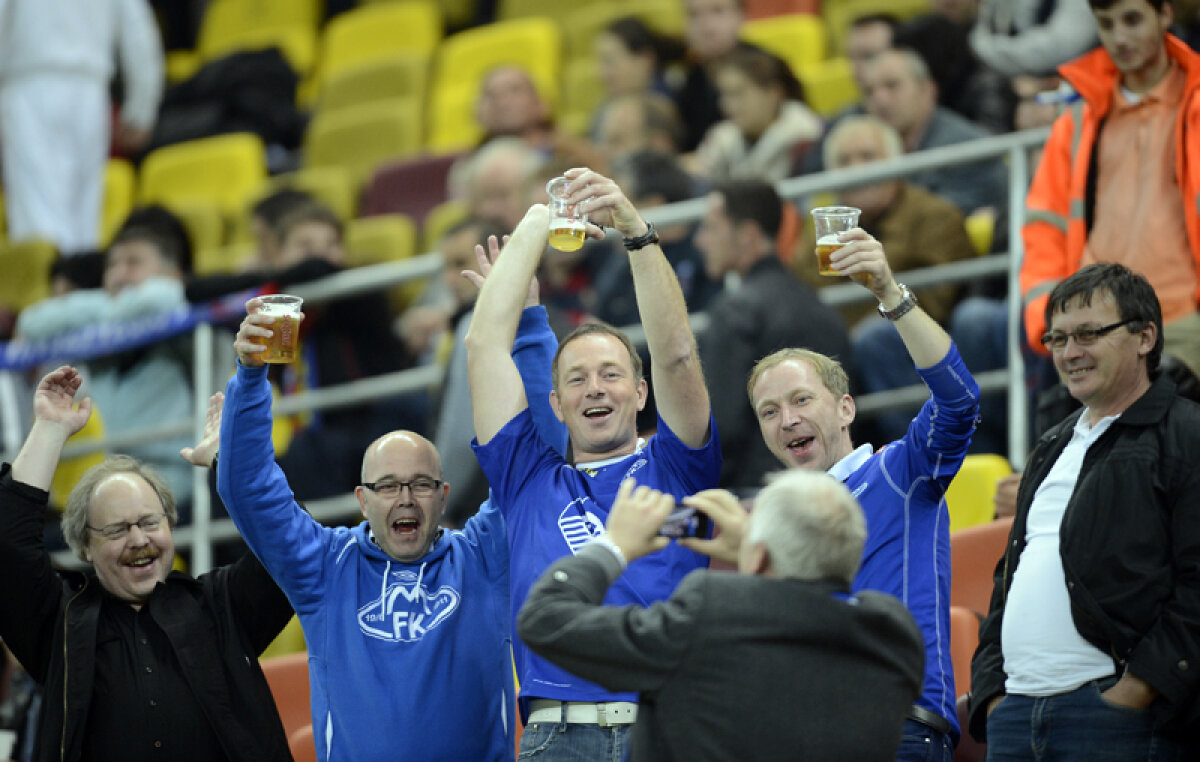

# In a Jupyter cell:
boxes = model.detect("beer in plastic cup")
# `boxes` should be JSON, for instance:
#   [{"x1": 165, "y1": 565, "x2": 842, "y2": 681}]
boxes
[
  {"x1": 810, "y1": 206, "x2": 861, "y2": 276},
  {"x1": 545, "y1": 176, "x2": 588, "y2": 252},
  {"x1": 257, "y1": 294, "x2": 304, "y2": 364}
]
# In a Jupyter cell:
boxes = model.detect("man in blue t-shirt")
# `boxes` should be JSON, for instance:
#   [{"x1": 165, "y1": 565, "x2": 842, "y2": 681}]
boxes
[
  {"x1": 467, "y1": 168, "x2": 721, "y2": 761},
  {"x1": 747, "y1": 229, "x2": 981, "y2": 761}
]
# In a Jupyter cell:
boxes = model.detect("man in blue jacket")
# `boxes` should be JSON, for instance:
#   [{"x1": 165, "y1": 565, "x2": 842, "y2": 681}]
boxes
[
  {"x1": 748, "y1": 229, "x2": 981, "y2": 761},
  {"x1": 218, "y1": 290, "x2": 565, "y2": 762}
]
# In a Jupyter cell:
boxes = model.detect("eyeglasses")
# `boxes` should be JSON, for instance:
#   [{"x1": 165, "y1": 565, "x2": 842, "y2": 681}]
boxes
[
  {"x1": 86, "y1": 513, "x2": 167, "y2": 542},
  {"x1": 361, "y1": 478, "x2": 442, "y2": 499},
  {"x1": 1040, "y1": 319, "x2": 1137, "y2": 351}
]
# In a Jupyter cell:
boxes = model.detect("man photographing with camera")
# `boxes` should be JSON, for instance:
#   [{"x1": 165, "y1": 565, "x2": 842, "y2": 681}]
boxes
[{"x1": 517, "y1": 472, "x2": 926, "y2": 761}]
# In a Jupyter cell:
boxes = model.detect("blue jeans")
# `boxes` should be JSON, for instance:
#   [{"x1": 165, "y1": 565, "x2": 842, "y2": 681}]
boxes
[
  {"x1": 895, "y1": 719, "x2": 954, "y2": 762},
  {"x1": 518, "y1": 721, "x2": 630, "y2": 761},
  {"x1": 985, "y1": 678, "x2": 1185, "y2": 761}
]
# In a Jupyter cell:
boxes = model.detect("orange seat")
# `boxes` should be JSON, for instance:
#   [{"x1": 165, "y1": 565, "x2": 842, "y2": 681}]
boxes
[
  {"x1": 950, "y1": 517, "x2": 1014, "y2": 617},
  {"x1": 260, "y1": 651, "x2": 312, "y2": 741},
  {"x1": 288, "y1": 724, "x2": 317, "y2": 762},
  {"x1": 948, "y1": 605, "x2": 979, "y2": 697}
]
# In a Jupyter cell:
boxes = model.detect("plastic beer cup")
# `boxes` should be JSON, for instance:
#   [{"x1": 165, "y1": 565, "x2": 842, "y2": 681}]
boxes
[
  {"x1": 545, "y1": 176, "x2": 588, "y2": 252},
  {"x1": 258, "y1": 294, "x2": 304, "y2": 364},
  {"x1": 811, "y1": 206, "x2": 862, "y2": 276}
]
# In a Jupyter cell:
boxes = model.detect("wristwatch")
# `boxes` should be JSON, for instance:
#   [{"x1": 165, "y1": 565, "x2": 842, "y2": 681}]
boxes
[
  {"x1": 622, "y1": 222, "x2": 659, "y2": 251},
  {"x1": 877, "y1": 284, "x2": 918, "y2": 321}
]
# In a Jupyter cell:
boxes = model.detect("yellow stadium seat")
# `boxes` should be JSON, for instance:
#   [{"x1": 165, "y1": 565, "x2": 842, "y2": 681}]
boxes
[
  {"x1": 560, "y1": 57, "x2": 604, "y2": 130},
  {"x1": 303, "y1": 98, "x2": 424, "y2": 190},
  {"x1": 101, "y1": 159, "x2": 136, "y2": 247},
  {"x1": 140, "y1": 133, "x2": 269, "y2": 217},
  {"x1": 165, "y1": 50, "x2": 202, "y2": 84},
  {"x1": 345, "y1": 214, "x2": 418, "y2": 268},
  {"x1": 965, "y1": 208, "x2": 996, "y2": 257},
  {"x1": 346, "y1": 213, "x2": 422, "y2": 310},
  {"x1": 0, "y1": 238, "x2": 56, "y2": 313},
  {"x1": 201, "y1": 24, "x2": 318, "y2": 77},
  {"x1": 824, "y1": 0, "x2": 932, "y2": 55},
  {"x1": 945, "y1": 454, "x2": 1013, "y2": 533},
  {"x1": 198, "y1": 0, "x2": 321, "y2": 51},
  {"x1": 427, "y1": 18, "x2": 563, "y2": 152},
  {"x1": 317, "y1": 53, "x2": 432, "y2": 116},
  {"x1": 193, "y1": 241, "x2": 256, "y2": 277},
  {"x1": 796, "y1": 57, "x2": 860, "y2": 117},
  {"x1": 169, "y1": 201, "x2": 228, "y2": 270},
  {"x1": 741, "y1": 13, "x2": 827, "y2": 74},
  {"x1": 421, "y1": 200, "x2": 469, "y2": 252},
  {"x1": 317, "y1": 1, "x2": 441, "y2": 87},
  {"x1": 49, "y1": 405, "x2": 107, "y2": 510},
  {"x1": 260, "y1": 615, "x2": 307, "y2": 660}
]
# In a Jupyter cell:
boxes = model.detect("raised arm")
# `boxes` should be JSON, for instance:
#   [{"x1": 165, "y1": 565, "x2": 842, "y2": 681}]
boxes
[
  {"x1": 12, "y1": 366, "x2": 93, "y2": 489},
  {"x1": 465, "y1": 206, "x2": 550, "y2": 445},
  {"x1": 564, "y1": 168, "x2": 711, "y2": 447},
  {"x1": 830, "y1": 229, "x2": 951, "y2": 369}
]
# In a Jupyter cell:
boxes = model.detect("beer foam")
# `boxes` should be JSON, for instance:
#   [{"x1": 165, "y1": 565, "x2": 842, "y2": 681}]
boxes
[{"x1": 817, "y1": 234, "x2": 842, "y2": 246}]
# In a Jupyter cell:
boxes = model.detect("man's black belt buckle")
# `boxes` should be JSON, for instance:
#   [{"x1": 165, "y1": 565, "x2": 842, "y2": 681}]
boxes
[{"x1": 907, "y1": 704, "x2": 951, "y2": 735}]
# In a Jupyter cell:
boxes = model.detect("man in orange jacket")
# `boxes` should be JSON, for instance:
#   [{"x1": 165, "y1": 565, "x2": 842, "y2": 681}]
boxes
[{"x1": 1021, "y1": 0, "x2": 1200, "y2": 378}]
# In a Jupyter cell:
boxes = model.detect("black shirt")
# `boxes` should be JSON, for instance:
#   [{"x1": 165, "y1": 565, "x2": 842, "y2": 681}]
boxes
[{"x1": 83, "y1": 596, "x2": 227, "y2": 762}]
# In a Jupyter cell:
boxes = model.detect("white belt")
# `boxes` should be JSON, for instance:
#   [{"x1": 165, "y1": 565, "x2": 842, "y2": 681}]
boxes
[{"x1": 527, "y1": 699, "x2": 639, "y2": 727}]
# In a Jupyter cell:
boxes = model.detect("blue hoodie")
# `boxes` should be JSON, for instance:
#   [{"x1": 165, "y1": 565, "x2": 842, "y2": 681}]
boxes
[{"x1": 217, "y1": 308, "x2": 567, "y2": 762}]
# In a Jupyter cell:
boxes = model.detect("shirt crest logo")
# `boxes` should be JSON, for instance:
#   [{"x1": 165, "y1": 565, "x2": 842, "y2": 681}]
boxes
[
  {"x1": 557, "y1": 497, "x2": 606, "y2": 554},
  {"x1": 357, "y1": 570, "x2": 461, "y2": 642}
]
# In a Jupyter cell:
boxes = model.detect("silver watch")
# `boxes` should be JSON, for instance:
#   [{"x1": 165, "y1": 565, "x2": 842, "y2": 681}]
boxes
[{"x1": 877, "y1": 284, "x2": 918, "y2": 321}]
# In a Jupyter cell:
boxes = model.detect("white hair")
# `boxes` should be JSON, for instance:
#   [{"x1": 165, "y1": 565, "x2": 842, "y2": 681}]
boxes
[
  {"x1": 822, "y1": 114, "x2": 905, "y2": 169},
  {"x1": 744, "y1": 470, "x2": 866, "y2": 584}
]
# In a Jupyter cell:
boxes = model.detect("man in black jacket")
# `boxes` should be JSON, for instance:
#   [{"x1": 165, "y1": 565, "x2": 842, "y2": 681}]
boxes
[
  {"x1": 695, "y1": 179, "x2": 852, "y2": 491},
  {"x1": 0, "y1": 365, "x2": 294, "y2": 762},
  {"x1": 969, "y1": 263, "x2": 1200, "y2": 758}
]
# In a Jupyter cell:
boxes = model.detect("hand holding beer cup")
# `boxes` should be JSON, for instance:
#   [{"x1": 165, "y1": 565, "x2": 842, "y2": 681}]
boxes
[
  {"x1": 235, "y1": 295, "x2": 305, "y2": 367},
  {"x1": 558, "y1": 167, "x2": 644, "y2": 243},
  {"x1": 821, "y1": 229, "x2": 896, "y2": 300}
]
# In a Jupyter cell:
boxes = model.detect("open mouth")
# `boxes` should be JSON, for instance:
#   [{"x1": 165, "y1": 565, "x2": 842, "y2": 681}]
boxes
[
  {"x1": 583, "y1": 406, "x2": 613, "y2": 421},
  {"x1": 391, "y1": 517, "x2": 420, "y2": 536},
  {"x1": 786, "y1": 435, "x2": 815, "y2": 456},
  {"x1": 1065, "y1": 366, "x2": 1092, "y2": 379},
  {"x1": 122, "y1": 551, "x2": 160, "y2": 570}
]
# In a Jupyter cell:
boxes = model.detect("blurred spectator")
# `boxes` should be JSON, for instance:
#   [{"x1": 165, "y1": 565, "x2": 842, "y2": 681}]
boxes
[
  {"x1": 450, "y1": 137, "x2": 543, "y2": 230},
  {"x1": 896, "y1": 13, "x2": 1013, "y2": 133},
  {"x1": 594, "y1": 93, "x2": 685, "y2": 166},
  {"x1": 796, "y1": 14, "x2": 895, "y2": 175},
  {"x1": 15, "y1": 226, "x2": 194, "y2": 508},
  {"x1": 247, "y1": 189, "x2": 314, "y2": 269},
  {"x1": 475, "y1": 65, "x2": 555, "y2": 151},
  {"x1": 675, "y1": 0, "x2": 750, "y2": 151},
  {"x1": 594, "y1": 16, "x2": 685, "y2": 105},
  {"x1": 695, "y1": 180, "x2": 852, "y2": 490},
  {"x1": 689, "y1": 47, "x2": 823, "y2": 183},
  {"x1": 861, "y1": 48, "x2": 1008, "y2": 216},
  {"x1": 0, "y1": 0, "x2": 163, "y2": 254},
  {"x1": 798, "y1": 115, "x2": 975, "y2": 445},
  {"x1": 970, "y1": 0, "x2": 1099, "y2": 78},
  {"x1": 115, "y1": 204, "x2": 195, "y2": 276}
]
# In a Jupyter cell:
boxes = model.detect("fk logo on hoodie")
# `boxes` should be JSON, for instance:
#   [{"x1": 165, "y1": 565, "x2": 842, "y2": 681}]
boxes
[{"x1": 358, "y1": 569, "x2": 461, "y2": 642}]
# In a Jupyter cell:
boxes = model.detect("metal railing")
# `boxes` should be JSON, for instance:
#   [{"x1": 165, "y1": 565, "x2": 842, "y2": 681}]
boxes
[{"x1": 9, "y1": 126, "x2": 1051, "y2": 573}]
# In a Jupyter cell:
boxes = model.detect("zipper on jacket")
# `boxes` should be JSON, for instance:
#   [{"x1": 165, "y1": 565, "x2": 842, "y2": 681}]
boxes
[{"x1": 61, "y1": 578, "x2": 89, "y2": 762}]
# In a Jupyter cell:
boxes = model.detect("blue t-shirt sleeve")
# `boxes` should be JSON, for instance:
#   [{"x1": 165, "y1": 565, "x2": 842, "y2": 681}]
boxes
[
  {"x1": 646, "y1": 413, "x2": 723, "y2": 494},
  {"x1": 513, "y1": 305, "x2": 567, "y2": 458},
  {"x1": 473, "y1": 411, "x2": 559, "y2": 518}
]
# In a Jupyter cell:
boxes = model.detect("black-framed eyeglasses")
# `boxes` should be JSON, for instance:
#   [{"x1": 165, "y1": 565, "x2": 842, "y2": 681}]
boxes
[
  {"x1": 86, "y1": 513, "x2": 167, "y2": 542},
  {"x1": 1040, "y1": 319, "x2": 1137, "y2": 351},
  {"x1": 361, "y1": 478, "x2": 442, "y2": 499}
]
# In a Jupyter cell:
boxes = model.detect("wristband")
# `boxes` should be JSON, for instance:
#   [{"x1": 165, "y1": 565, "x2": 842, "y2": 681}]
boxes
[{"x1": 622, "y1": 222, "x2": 659, "y2": 252}]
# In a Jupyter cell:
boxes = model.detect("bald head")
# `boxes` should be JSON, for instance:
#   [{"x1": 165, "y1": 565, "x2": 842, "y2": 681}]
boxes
[{"x1": 361, "y1": 431, "x2": 442, "y2": 483}]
